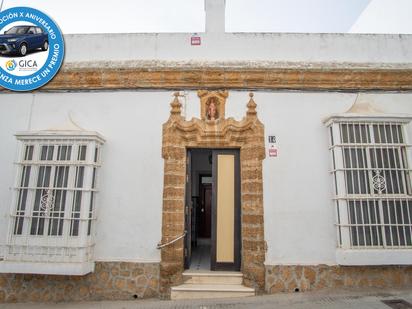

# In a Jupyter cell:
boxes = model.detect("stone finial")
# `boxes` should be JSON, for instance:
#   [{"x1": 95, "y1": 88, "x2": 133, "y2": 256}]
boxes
[
  {"x1": 247, "y1": 92, "x2": 257, "y2": 117},
  {"x1": 170, "y1": 92, "x2": 182, "y2": 116}
]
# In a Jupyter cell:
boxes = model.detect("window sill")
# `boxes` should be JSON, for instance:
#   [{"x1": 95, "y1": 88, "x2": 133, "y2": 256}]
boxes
[
  {"x1": 0, "y1": 260, "x2": 94, "y2": 275},
  {"x1": 336, "y1": 248, "x2": 412, "y2": 265}
]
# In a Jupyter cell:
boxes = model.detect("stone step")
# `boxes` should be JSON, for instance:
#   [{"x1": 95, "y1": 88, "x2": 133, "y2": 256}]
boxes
[
  {"x1": 171, "y1": 283, "x2": 255, "y2": 300},
  {"x1": 183, "y1": 271, "x2": 243, "y2": 285}
]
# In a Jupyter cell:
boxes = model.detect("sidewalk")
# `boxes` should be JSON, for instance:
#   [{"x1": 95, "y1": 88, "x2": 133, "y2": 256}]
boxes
[{"x1": 1, "y1": 288, "x2": 412, "y2": 309}]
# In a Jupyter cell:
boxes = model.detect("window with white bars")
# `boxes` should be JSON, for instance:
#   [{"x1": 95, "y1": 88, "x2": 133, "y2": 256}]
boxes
[
  {"x1": 327, "y1": 119, "x2": 412, "y2": 250},
  {"x1": 1, "y1": 131, "x2": 104, "y2": 275}
]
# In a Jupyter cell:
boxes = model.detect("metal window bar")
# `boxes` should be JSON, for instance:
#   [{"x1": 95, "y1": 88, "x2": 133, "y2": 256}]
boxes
[
  {"x1": 5, "y1": 139, "x2": 102, "y2": 264},
  {"x1": 87, "y1": 147, "x2": 99, "y2": 236},
  {"x1": 329, "y1": 121, "x2": 412, "y2": 249},
  {"x1": 333, "y1": 122, "x2": 351, "y2": 248}
]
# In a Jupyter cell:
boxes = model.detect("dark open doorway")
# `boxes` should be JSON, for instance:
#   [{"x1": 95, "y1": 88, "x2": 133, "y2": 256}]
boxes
[
  {"x1": 185, "y1": 148, "x2": 241, "y2": 272},
  {"x1": 189, "y1": 174, "x2": 213, "y2": 271},
  {"x1": 185, "y1": 149, "x2": 213, "y2": 270},
  {"x1": 199, "y1": 175, "x2": 212, "y2": 239}
]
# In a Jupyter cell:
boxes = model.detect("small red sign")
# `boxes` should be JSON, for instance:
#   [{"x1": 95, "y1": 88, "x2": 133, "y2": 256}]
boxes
[
  {"x1": 191, "y1": 36, "x2": 201, "y2": 46},
  {"x1": 269, "y1": 148, "x2": 278, "y2": 157}
]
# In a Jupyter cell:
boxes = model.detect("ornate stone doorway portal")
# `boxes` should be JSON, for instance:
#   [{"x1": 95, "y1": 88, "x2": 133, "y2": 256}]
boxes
[{"x1": 160, "y1": 91, "x2": 265, "y2": 297}]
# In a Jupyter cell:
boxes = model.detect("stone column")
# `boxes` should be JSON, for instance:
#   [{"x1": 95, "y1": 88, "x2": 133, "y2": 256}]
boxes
[
  {"x1": 241, "y1": 93, "x2": 266, "y2": 292},
  {"x1": 160, "y1": 94, "x2": 186, "y2": 298}
]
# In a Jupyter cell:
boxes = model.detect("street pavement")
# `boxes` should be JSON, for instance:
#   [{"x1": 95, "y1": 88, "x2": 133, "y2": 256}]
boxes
[{"x1": 1, "y1": 288, "x2": 412, "y2": 309}]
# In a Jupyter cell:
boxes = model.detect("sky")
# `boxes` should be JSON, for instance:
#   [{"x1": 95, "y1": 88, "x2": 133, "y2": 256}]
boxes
[
  {"x1": 349, "y1": 0, "x2": 412, "y2": 33},
  {"x1": 0, "y1": 0, "x2": 411, "y2": 34}
]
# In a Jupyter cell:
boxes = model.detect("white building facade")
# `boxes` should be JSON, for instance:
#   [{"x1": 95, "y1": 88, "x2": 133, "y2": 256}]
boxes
[{"x1": 0, "y1": 0, "x2": 412, "y2": 302}]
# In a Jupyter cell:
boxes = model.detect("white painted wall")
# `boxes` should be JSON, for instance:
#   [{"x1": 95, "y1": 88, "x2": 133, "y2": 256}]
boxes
[
  {"x1": 0, "y1": 96, "x2": 32, "y2": 260},
  {"x1": 255, "y1": 91, "x2": 412, "y2": 265},
  {"x1": 0, "y1": 91, "x2": 171, "y2": 263},
  {"x1": 63, "y1": 32, "x2": 412, "y2": 66},
  {"x1": 1, "y1": 90, "x2": 411, "y2": 265}
]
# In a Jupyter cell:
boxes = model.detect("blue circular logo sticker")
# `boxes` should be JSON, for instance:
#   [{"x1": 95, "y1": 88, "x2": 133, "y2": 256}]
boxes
[{"x1": 0, "y1": 7, "x2": 64, "y2": 91}]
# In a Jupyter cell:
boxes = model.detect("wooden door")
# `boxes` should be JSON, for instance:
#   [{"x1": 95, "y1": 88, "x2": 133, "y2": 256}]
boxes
[
  {"x1": 211, "y1": 149, "x2": 241, "y2": 271},
  {"x1": 200, "y1": 183, "x2": 212, "y2": 238}
]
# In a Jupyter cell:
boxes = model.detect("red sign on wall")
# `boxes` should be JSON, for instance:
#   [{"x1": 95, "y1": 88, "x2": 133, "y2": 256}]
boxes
[
  {"x1": 191, "y1": 36, "x2": 201, "y2": 46},
  {"x1": 269, "y1": 147, "x2": 278, "y2": 157}
]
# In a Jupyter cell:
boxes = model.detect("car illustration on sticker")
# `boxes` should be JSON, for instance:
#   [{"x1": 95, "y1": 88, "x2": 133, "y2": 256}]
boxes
[{"x1": 0, "y1": 25, "x2": 49, "y2": 57}]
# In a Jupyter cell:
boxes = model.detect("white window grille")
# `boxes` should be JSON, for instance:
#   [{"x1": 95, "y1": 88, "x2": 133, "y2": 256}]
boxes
[
  {"x1": 326, "y1": 116, "x2": 412, "y2": 255},
  {"x1": 1, "y1": 129, "x2": 104, "y2": 275}
]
